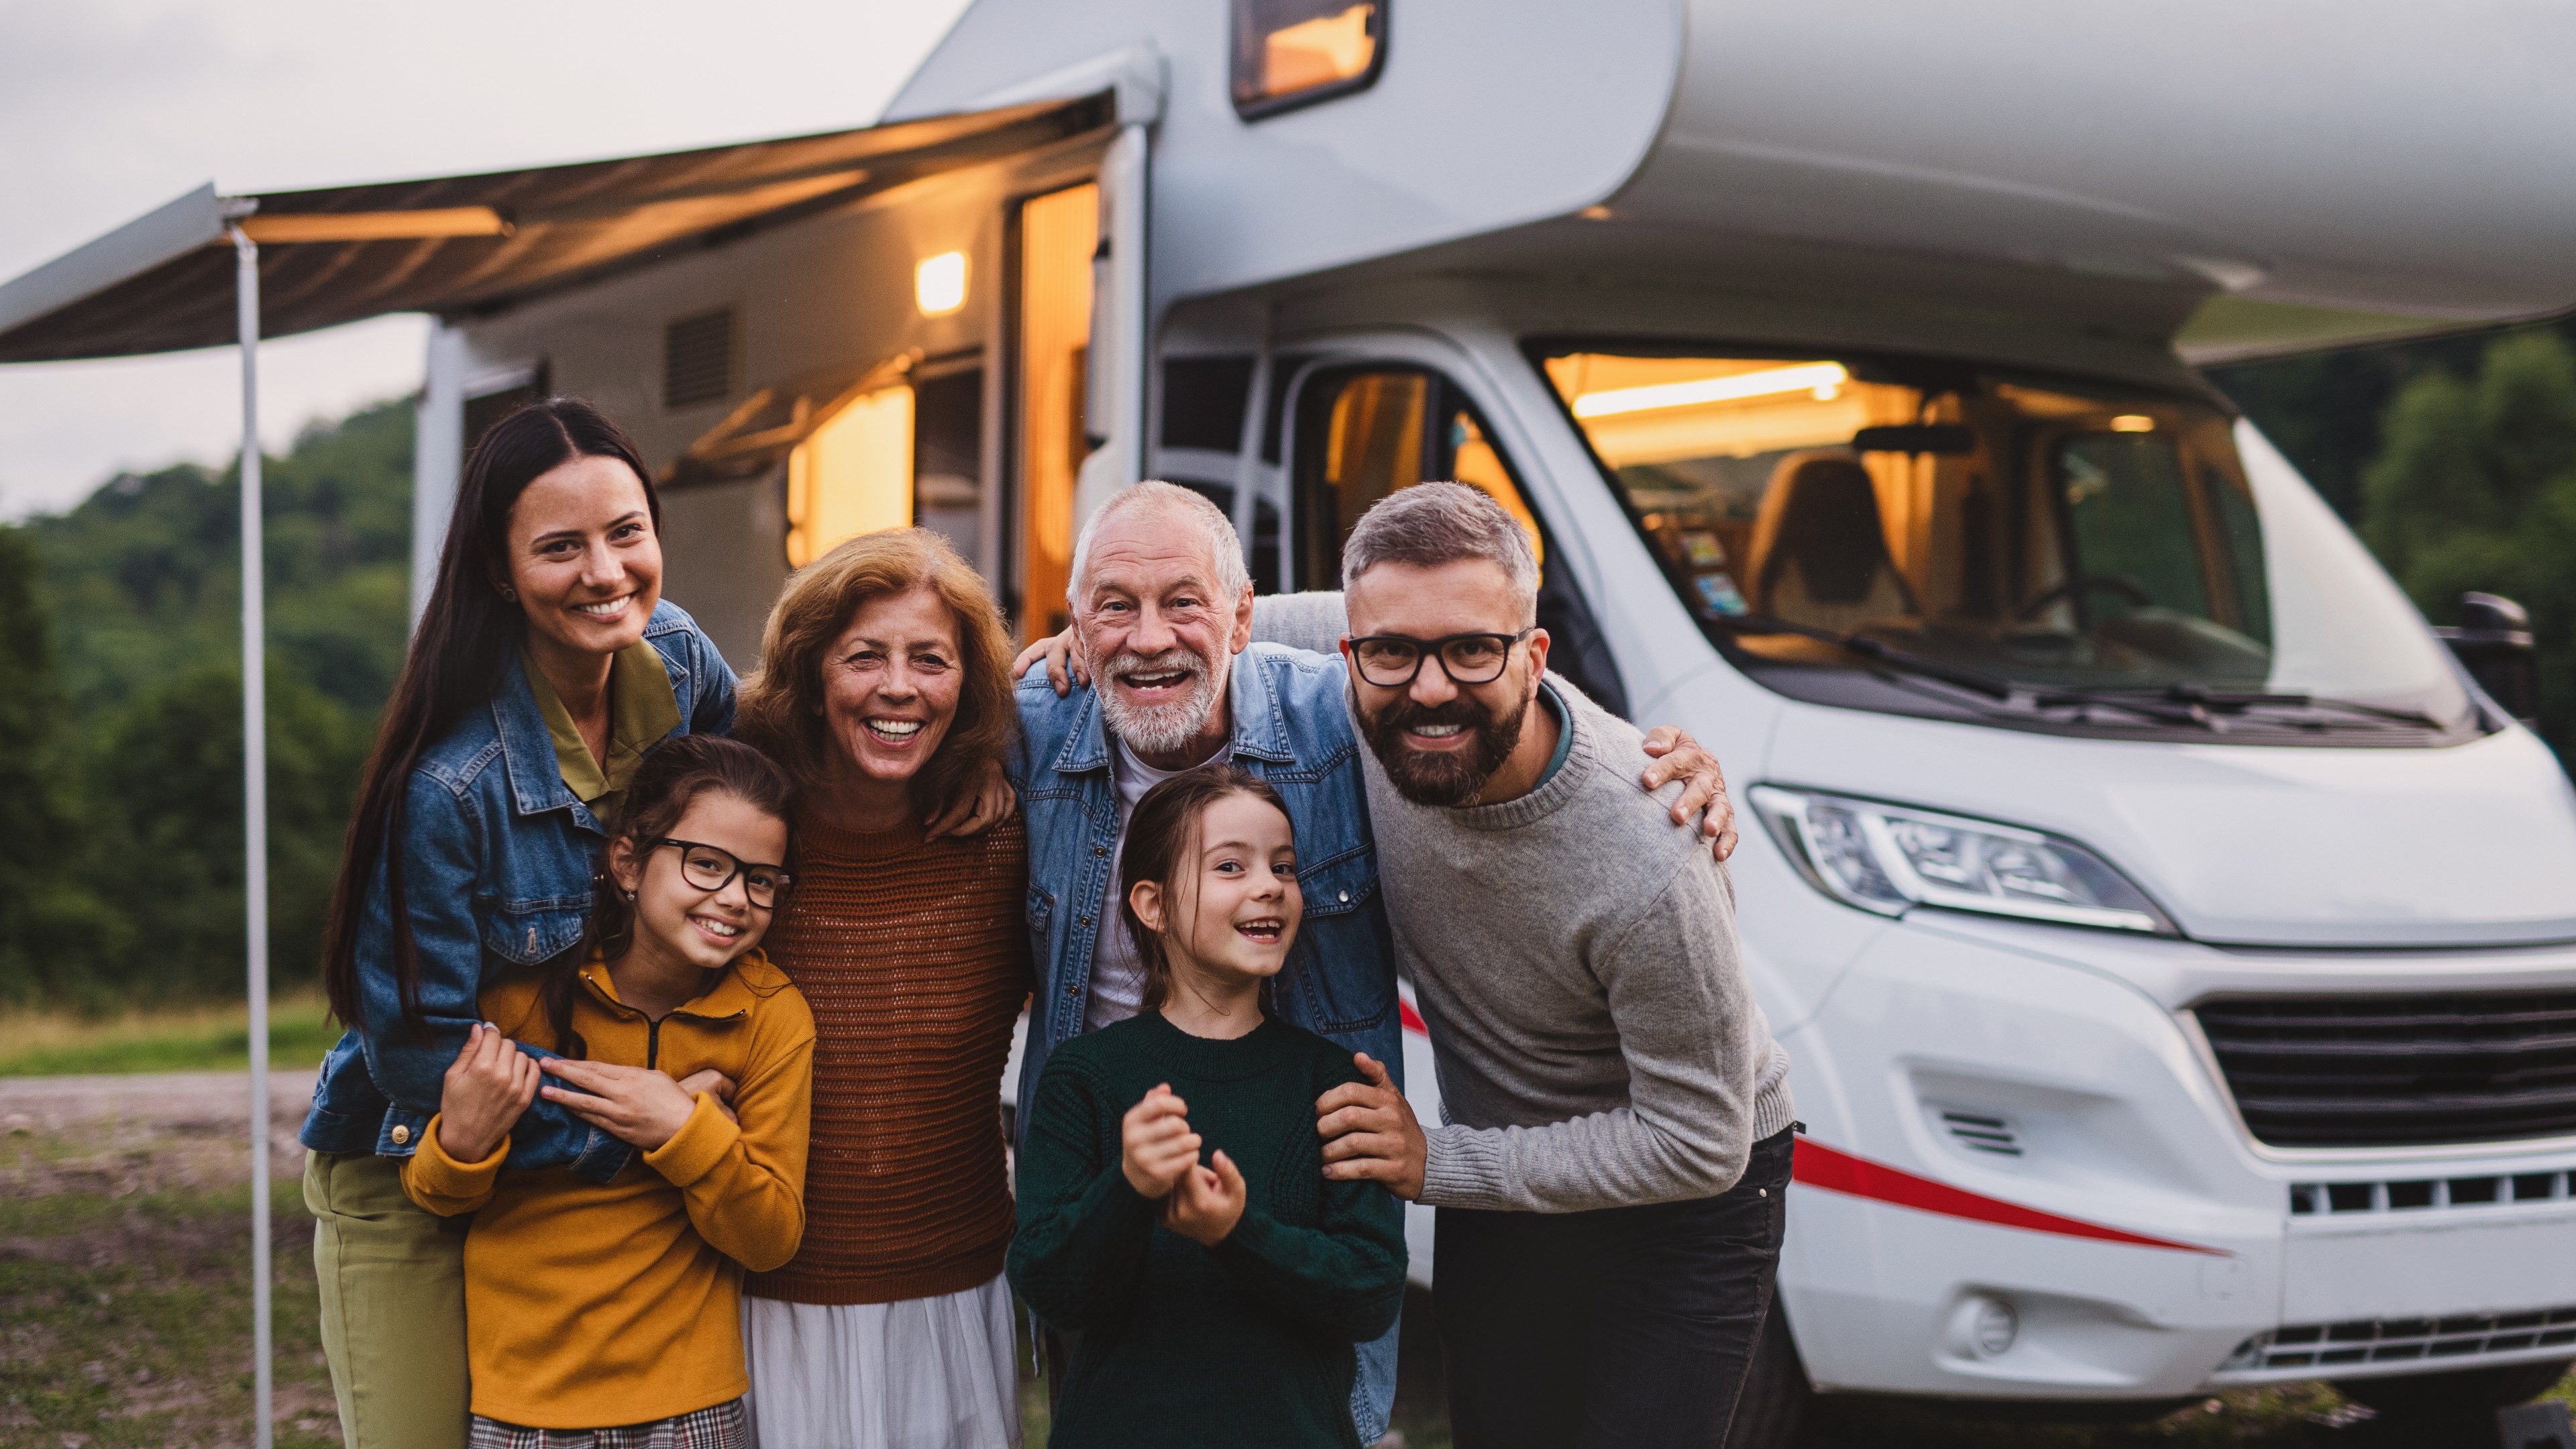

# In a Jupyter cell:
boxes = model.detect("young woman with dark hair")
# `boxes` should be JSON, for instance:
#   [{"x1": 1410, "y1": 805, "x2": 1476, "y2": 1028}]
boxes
[
  {"x1": 298, "y1": 398, "x2": 739, "y2": 1449},
  {"x1": 1010, "y1": 764, "x2": 1408, "y2": 1449},
  {"x1": 402, "y1": 733, "x2": 812, "y2": 1449}
]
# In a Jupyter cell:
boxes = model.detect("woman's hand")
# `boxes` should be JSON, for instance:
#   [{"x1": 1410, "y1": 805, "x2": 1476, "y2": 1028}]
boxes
[
  {"x1": 1639, "y1": 725, "x2": 1737, "y2": 861},
  {"x1": 1163, "y1": 1149, "x2": 1247, "y2": 1247},
  {"x1": 539, "y1": 1056, "x2": 702, "y2": 1152},
  {"x1": 1120, "y1": 1083, "x2": 1202, "y2": 1199},
  {"x1": 926, "y1": 757, "x2": 1020, "y2": 839},
  {"x1": 434, "y1": 1023, "x2": 539, "y2": 1163},
  {"x1": 1011, "y1": 626, "x2": 1088, "y2": 696}
]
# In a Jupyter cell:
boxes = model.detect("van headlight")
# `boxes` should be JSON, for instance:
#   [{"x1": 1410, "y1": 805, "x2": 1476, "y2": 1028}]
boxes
[{"x1": 1748, "y1": 785, "x2": 2175, "y2": 935}]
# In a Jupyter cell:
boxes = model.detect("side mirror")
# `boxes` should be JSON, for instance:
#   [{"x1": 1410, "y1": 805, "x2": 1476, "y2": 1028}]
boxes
[{"x1": 2434, "y1": 592, "x2": 2538, "y2": 724}]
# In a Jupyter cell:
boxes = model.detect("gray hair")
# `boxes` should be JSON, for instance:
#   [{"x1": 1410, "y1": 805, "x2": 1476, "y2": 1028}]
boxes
[
  {"x1": 1069, "y1": 480, "x2": 1252, "y2": 612},
  {"x1": 1341, "y1": 482, "x2": 1539, "y2": 621}
]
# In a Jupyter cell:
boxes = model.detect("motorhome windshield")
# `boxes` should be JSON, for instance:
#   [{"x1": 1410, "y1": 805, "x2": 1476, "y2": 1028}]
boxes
[{"x1": 1542, "y1": 349, "x2": 2478, "y2": 743}]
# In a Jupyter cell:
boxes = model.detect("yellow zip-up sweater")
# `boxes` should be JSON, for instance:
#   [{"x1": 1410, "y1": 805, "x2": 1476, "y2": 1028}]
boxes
[{"x1": 402, "y1": 949, "x2": 814, "y2": 1429}]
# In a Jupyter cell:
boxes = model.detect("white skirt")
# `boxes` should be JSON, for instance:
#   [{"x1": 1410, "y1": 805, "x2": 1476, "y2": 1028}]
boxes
[{"x1": 740, "y1": 1273, "x2": 1024, "y2": 1449}]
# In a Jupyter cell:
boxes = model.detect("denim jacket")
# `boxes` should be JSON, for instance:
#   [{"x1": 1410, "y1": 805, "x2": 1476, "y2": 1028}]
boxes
[
  {"x1": 1010, "y1": 642, "x2": 1404, "y2": 1442},
  {"x1": 299, "y1": 601, "x2": 737, "y2": 1183}
]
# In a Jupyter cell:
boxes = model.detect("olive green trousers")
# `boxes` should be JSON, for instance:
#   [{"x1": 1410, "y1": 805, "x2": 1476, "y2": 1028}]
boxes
[{"x1": 305, "y1": 1150, "x2": 470, "y2": 1449}]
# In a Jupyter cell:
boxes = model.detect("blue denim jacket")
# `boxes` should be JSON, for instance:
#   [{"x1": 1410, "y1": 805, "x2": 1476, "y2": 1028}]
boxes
[
  {"x1": 1010, "y1": 642, "x2": 1404, "y2": 1442},
  {"x1": 298, "y1": 601, "x2": 737, "y2": 1182}
]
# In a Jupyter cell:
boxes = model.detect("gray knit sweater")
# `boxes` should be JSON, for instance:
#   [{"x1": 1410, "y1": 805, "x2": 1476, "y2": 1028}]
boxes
[{"x1": 1252, "y1": 595, "x2": 1796, "y2": 1213}]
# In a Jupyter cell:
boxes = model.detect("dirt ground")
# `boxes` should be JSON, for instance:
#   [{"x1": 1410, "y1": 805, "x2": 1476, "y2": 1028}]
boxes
[{"x1": 1, "y1": 1073, "x2": 2563, "y2": 1449}]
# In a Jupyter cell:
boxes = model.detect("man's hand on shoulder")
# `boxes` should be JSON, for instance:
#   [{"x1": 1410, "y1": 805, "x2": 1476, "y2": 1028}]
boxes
[
  {"x1": 1640, "y1": 726, "x2": 1737, "y2": 861},
  {"x1": 1012, "y1": 627, "x2": 1089, "y2": 696},
  {"x1": 1316, "y1": 1053, "x2": 1426, "y2": 1200}
]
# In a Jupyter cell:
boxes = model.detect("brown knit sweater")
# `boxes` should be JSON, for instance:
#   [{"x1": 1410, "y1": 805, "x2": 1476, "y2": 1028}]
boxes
[{"x1": 744, "y1": 812, "x2": 1032, "y2": 1306}]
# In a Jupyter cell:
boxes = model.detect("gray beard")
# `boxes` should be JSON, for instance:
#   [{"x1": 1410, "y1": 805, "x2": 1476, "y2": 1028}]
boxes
[{"x1": 1099, "y1": 653, "x2": 1225, "y2": 758}]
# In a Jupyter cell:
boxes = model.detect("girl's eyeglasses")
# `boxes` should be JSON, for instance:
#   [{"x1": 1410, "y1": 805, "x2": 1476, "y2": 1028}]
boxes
[{"x1": 653, "y1": 839, "x2": 792, "y2": 908}]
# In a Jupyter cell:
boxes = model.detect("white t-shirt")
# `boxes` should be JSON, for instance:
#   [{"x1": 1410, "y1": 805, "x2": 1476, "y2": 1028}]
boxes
[{"x1": 1083, "y1": 734, "x2": 1226, "y2": 1030}]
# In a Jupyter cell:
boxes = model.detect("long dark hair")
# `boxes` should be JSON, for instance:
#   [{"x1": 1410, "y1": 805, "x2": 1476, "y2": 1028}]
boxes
[
  {"x1": 535, "y1": 734, "x2": 794, "y2": 1060},
  {"x1": 319, "y1": 398, "x2": 660, "y2": 1034},
  {"x1": 1117, "y1": 765, "x2": 1294, "y2": 1012}
]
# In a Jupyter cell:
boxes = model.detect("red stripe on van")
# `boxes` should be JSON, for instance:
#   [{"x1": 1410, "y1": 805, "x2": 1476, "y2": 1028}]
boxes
[
  {"x1": 1790, "y1": 1138, "x2": 2226, "y2": 1255},
  {"x1": 1400, "y1": 1000, "x2": 1429, "y2": 1035}
]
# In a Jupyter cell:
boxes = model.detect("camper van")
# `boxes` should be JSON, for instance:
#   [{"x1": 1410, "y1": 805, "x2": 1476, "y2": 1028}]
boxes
[{"x1": 8, "y1": 0, "x2": 2575, "y2": 1438}]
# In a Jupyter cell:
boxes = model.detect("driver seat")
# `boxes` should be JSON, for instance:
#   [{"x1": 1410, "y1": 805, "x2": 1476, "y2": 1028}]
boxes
[{"x1": 1747, "y1": 450, "x2": 1920, "y2": 630}]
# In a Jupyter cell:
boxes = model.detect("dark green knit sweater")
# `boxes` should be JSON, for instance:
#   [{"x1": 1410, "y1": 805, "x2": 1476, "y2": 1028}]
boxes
[{"x1": 1009, "y1": 1012, "x2": 1407, "y2": 1449}]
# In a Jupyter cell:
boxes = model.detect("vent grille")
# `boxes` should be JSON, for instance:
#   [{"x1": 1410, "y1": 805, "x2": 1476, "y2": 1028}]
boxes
[
  {"x1": 2292, "y1": 1170, "x2": 2576, "y2": 1216},
  {"x1": 2222, "y1": 1307, "x2": 2576, "y2": 1373},
  {"x1": 663, "y1": 307, "x2": 735, "y2": 409},
  {"x1": 2196, "y1": 992, "x2": 2576, "y2": 1149},
  {"x1": 1939, "y1": 1109, "x2": 2023, "y2": 1157}
]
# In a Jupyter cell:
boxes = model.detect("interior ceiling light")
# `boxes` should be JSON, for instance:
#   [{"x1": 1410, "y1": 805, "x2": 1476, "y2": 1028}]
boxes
[
  {"x1": 2110, "y1": 414, "x2": 2156, "y2": 432},
  {"x1": 914, "y1": 251, "x2": 969, "y2": 317},
  {"x1": 1573, "y1": 362, "x2": 1851, "y2": 419}
]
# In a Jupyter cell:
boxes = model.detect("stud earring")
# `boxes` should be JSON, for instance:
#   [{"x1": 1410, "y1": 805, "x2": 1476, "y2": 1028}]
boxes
[{"x1": 500, "y1": 586, "x2": 519, "y2": 602}]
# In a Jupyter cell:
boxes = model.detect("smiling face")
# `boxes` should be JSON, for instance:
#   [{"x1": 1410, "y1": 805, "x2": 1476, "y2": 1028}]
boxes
[
  {"x1": 1073, "y1": 503, "x2": 1254, "y2": 767},
  {"x1": 610, "y1": 790, "x2": 789, "y2": 973},
  {"x1": 502, "y1": 453, "x2": 663, "y2": 661},
  {"x1": 1130, "y1": 789, "x2": 1303, "y2": 987},
  {"x1": 816, "y1": 584, "x2": 965, "y2": 796},
  {"x1": 1344, "y1": 557, "x2": 1551, "y2": 806}
]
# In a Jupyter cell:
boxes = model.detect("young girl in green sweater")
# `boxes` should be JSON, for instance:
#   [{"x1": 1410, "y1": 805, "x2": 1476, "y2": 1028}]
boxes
[{"x1": 1010, "y1": 765, "x2": 1407, "y2": 1449}]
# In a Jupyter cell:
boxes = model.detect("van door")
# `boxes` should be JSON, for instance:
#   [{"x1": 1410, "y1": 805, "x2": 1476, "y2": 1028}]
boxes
[
  {"x1": 1284, "y1": 361, "x2": 1629, "y2": 715},
  {"x1": 1012, "y1": 119, "x2": 1149, "y2": 643}
]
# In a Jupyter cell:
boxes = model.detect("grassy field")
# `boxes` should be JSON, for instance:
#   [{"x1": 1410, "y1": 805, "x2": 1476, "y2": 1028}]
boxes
[{"x1": 0, "y1": 995, "x2": 339, "y2": 1079}]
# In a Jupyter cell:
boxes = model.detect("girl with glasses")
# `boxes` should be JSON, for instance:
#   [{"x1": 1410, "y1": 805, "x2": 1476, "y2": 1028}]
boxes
[{"x1": 399, "y1": 733, "x2": 814, "y2": 1449}]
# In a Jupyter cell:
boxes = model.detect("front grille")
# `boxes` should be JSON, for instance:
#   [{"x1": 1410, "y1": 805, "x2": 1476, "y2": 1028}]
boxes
[
  {"x1": 2222, "y1": 1307, "x2": 2576, "y2": 1373},
  {"x1": 2196, "y1": 992, "x2": 2576, "y2": 1149},
  {"x1": 2291, "y1": 1169, "x2": 2576, "y2": 1216}
]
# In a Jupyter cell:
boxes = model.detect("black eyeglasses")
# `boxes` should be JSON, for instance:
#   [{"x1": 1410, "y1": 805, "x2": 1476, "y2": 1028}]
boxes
[
  {"x1": 1346, "y1": 629, "x2": 1535, "y2": 688},
  {"x1": 653, "y1": 839, "x2": 792, "y2": 908}
]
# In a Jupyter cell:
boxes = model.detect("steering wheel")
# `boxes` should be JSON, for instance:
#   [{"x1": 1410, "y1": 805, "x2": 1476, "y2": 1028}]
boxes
[{"x1": 2012, "y1": 574, "x2": 2153, "y2": 622}]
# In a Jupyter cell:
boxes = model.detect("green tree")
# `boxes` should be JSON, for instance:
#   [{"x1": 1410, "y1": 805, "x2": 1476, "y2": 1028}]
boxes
[
  {"x1": 2361, "y1": 330, "x2": 2576, "y2": 762},
  {"x1": 79, "y1": 663, "x2": 367, "y2": 1000},
  {"x1": 0, "y1": 527, "x2": 125, "y2": 1004}
]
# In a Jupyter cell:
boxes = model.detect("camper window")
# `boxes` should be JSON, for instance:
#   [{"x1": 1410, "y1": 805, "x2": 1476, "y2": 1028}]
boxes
[
  {"x1": 1540, "y1": 346, "x2": 2473, "y2": 741},
  {"x1": 1232, "y1": 0, "x2": 1386, "y2": 119},
  {"x1": 1291, "y1": 365, "x2": 1626, "y2": 713}
]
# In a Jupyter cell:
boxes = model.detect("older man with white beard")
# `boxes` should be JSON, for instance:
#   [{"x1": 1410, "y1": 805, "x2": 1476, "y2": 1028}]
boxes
[{"x1": 1008, "y1": 480, "x2": 1739, "y2": 1445}]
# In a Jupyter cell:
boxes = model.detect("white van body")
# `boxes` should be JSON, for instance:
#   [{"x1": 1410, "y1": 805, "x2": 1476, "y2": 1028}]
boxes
[{"x1": 403, "y1": 0, "x2": 2576, "y2": 1424}]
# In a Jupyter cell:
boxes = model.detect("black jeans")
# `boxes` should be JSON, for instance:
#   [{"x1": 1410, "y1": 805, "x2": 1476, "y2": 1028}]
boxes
[{"x1": 1435, "y1": 1126, "x2": 1795, "y2": 1449}]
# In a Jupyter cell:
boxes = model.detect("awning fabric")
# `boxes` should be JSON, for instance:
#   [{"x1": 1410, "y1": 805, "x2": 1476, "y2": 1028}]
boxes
[{"x1": 0, "y1": 95, "x2": 1108, "y2": 364}]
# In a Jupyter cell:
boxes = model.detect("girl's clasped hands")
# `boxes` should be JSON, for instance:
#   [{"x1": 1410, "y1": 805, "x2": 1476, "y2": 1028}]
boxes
[{"x1": 1120, "y1": 1082, "x2": 1246, "y2": 1246}]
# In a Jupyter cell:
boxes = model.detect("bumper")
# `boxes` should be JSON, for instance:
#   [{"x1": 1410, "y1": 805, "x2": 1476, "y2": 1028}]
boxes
[{"x1": 1775, "y1": 914, "x2": 2576, "y2": 1399}]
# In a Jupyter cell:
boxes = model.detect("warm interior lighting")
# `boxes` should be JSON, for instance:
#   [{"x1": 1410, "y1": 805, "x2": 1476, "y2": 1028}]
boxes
[
  {"x1": 237, "y1": 207, "x2": 509, "y2": 243},
  {"x1": 915, "y1": 251, "x2": 969, "y2": 317},
  {"x1": 1016, "y1": 183, "x2": 1099, "y2": 642},
  {"x1": 1572, "y1": 362, "x2": 1853, "y2": 419},
  {"x1": 786, "y1": 384, "x2": 914, "y2": 567},
  {"x1": 2110, "y1": 415, "x2": 2156, "y2": 433},
  {"x1": 1260, "y1": 4, "x2": 1377, "y2": 96}
]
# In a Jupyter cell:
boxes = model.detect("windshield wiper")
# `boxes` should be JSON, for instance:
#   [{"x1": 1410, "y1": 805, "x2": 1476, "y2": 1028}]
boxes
[
  {"x1": 1713, "y1": 616, "x2": 2220, "y2": 727},
  {"x1": 2080, "y1": 684, "x2": 2447, "y2": 731}
]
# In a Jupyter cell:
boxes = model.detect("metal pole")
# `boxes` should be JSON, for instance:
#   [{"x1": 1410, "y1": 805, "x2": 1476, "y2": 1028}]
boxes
[{"x1": 229, "y1": 225, "x2": 274, "y2": 1449}]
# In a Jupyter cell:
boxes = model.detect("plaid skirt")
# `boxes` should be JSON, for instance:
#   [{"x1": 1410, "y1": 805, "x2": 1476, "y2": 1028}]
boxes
[{"x1": 468, "y1": 1399, "x2": 749, "y2": 1449}]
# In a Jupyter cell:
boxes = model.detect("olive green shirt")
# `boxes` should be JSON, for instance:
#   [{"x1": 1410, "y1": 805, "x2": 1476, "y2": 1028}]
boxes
[{"x1": 522, "y1": 640, "x2": 682, "y2": 827}]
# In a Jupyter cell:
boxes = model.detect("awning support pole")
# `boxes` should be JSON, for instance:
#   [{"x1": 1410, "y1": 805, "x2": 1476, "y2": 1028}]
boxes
[{"x1": 229, "y1": 224, "x2": 274, "y2": 1449}]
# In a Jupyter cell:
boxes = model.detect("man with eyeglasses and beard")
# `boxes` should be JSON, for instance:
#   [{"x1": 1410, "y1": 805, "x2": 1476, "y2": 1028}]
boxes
[
  {"x1": 1008, "y1": 480, "x2": 1743, "y2": 1447},
  {"x1": 1251, "y1": 482, "x2": 1796, "y2": 1449}
]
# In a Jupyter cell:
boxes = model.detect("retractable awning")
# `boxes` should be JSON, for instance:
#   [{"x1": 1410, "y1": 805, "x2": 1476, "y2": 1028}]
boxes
[{"x1": 0, "y1": 93, "x2": 1109, "y2": 364}]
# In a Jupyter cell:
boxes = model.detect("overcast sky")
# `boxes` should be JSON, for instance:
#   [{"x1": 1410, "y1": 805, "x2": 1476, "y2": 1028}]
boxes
[{"x1": 0, "y1": 0, "x2": 973, "y2": 520}]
